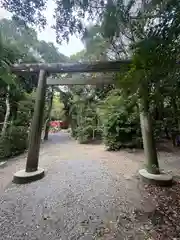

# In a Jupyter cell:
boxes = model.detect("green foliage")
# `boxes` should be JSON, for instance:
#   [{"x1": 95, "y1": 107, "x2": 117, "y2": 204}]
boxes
[
  {"x1": 0, "y1": 18, "x2": 68, "y2": 64},
  {"x1": 98, "y1": 90, "x2": 141, "y2": 150},
  {"x1": 50, "y1": 94, "x2": 64, "y2": 120},
  {"x1": 0, "y1": 18, "x2": 69, "y2": 161},
  {"x1": 70, "y1": 50, "x2": 87, "y2": 62},
  {"x1": 0, "y1": 91, "x2": 35, "y2": 160},
  {"x1": 13, "y1": 92, "x2": 36, "y2": 126},
  {"x1": 54, "y1": 0, "x2": 129, "y2": 42},
  {"x1": 36, "y1": 41, "x2": 68, "y2": 63},
  {"x1": 1, "y1": 0, "x2": 47, "y2": 26},
  {"x1": 0, "y1": 125, "x2": 28, "y2": 160},
  {"x1": 0, "y1": 19, "x2": 37, "y2": 54},
  {"x1": 76, "y1": 125, "x2": 94, "y2": 144},
  {"x1": 69, "y1": 92, "x2": 99, "y2": 143},
  {"x1": 66, "y1": 85, "x2": 142, "y2": 149},
  {"x1": 0, "y1": 34, "x2": 19, "y2": 86},
  {"x1": 82, "y1": 25, "x2": 109, "y2": 61}
]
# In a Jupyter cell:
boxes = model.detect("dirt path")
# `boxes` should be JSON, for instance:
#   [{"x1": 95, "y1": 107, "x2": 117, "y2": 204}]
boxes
[{"x1": 0, "y1": 131, "x2": 178, "y2": 239}]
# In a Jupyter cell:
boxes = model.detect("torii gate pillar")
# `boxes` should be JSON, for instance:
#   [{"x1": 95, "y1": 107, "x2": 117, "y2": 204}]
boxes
[{"x1": 13, "y1": 69, "x2": 47, "y2": 184}]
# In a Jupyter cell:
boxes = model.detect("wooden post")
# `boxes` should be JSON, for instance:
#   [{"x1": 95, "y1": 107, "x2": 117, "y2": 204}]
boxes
[
  {"x1": 139, "y1": 93, "x2": 172, "y2": 185},
  {"x1": 139, "y1": 94, "x2": 159, "y2": 174},
  {"x1": 26, "y1": 70, "x2": 47, "y2": 172}
]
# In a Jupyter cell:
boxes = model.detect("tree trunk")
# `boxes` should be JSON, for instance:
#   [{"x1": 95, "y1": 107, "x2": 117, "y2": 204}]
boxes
[
  {"x1": 164, "y1": 127, "x2": 170, "y2": 139},
  {"x1": 44, "y1": 88, "x2": 54, "y2": 140},
  {"x1": 171, "y1": 96, "x2": 180, "y2": 146},
  {"x1": 139, "y1": 94, "x2": 160, "y2": 174},
  {"x1": 26, "y1": 70, "x2": 47, "y2": 172},
  {"x1": 1, "y1": 85, "x2": 10, "y2": 137},
  {"x1": 70, "y1": 118, "x2": 77, "y2": 137},
  {"x1": 171, "y1": 96, "x2": 180, "y2": 130}
]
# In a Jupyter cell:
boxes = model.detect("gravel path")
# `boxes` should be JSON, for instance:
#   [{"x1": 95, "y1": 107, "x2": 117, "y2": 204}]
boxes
[{"x1": 0, "y1": 131, "x2": 173, "y2": 239}]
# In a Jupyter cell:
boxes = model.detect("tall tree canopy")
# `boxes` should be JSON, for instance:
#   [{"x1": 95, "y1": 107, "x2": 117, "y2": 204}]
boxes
[
  {"x1": 0, "y1": 0, "x2": 145, "y2": 41},
  {"x1": 0, "y1": 16, "x2": 69, "y2": 159},
  {"x1": 1, "y1": 0, "x2": 47, "y2": 26},
  {"x1": 0, "y1": 18, "x2": 68, "y2": 63}
]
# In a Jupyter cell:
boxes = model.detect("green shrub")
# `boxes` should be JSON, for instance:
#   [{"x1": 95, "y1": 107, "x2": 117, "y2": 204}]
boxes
[
  {"x1": 0, "y1": 136, "x2": 11, "y2": 159},
  {"x1": 76, "y1": 125, "x2": 94, "y2": 144},
  {"x1": 70, "y1": 98, "x2": 100, "y2": 143},
  {"x1": 98, "y1": 90, "x2": 142, "y2": 151},
  {"x1": 0, "y1": 125, "x2": 28, "y2": 160},
  {"x1": 13, "y1": 96, "x2": 35, "y2": 127}
]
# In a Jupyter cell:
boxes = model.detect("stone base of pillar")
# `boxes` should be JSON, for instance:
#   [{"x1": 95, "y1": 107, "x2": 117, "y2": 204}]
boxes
[
  {"x1": 139, "y1": 169, "x2": 173, "y2": 186},
  {"x1": 13, "y1": 168, "x2": 45, "y2": 184}
]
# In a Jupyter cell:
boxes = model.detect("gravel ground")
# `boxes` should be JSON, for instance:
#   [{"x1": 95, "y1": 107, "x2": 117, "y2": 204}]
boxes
[{"x1": 0, "y1": 131, "x2": 179, "y2": 240}]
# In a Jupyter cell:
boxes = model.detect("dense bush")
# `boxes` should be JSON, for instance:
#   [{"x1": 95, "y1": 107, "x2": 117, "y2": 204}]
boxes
[
  {"x1": 69, "y1": 94, "x2": 100, "y2": 143},
  {"x1": 68, "y1": 88, "x2": 143, "y2": 149},
  {"x1": 76, "y1": 125, "x2": 98, "y2": 144},
  {"x1": 98, "y1": 90, "x2": 142, "y2": 151},
  {"x1": 0, "y1": 125, "x2": 28, "y2": 160}
]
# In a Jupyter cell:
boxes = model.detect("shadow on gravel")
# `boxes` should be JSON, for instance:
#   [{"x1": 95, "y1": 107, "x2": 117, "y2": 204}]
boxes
[
  {"x1": 47, "y1": 132, "x2": 72, "y2": 145},
  {"x1": 133, "y1": 180, "x2": 180, "y2": 239}
]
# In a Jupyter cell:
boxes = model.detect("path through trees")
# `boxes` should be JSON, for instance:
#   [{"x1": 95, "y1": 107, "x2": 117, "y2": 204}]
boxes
[{"x1": 1, "y1": 131, "x2": 180, "y2": 239}]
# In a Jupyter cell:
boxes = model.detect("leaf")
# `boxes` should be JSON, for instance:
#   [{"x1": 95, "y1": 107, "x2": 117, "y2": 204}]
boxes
[{"x1": 1, "y1": 73, "x2": 16, "y2": 85}]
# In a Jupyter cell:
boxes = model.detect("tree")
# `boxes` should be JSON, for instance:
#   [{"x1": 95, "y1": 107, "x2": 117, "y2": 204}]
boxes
[
  {"x1": 0, "y1": 18, "x2": 69, "y2": 159},
  {"x1": 59, "y1": 0, "x2": 180, "y2": 177},
  {"x1": 98, "y1": 89, "x2": 141, "y2": 150},
  {"x1": 49, "y1": 90, "x2": 64, "y2": 121},
  {"x1": 0, "y1": 18, "x2": 38, "y2": 51},
  {"x1": 115, "y1": 0, "x2": 180, "y2": 174},
  {"x1": 1, "y1": 0, "x2": 47, "y2": 26},
  {"x1": 36, "y1": 41, "x2": 68, "y2": 63},
  {"x1": 0, "y1": 18, "x2": 68, "y2": 64},
  {"x1": 0, "y1": 0, "x2": 142, "y2": 43},
  {"x1": 44, "y1": 87, "x2": 54, "y2": 140}
]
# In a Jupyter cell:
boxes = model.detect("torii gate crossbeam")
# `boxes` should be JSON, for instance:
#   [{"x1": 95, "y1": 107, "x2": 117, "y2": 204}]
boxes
[{"x1": 12, "y1": 60, "x2": 131, "y2": 74}]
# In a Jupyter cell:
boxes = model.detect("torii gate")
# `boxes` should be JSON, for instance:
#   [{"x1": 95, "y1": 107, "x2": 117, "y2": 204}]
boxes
[
  {"x1": 12, "y1": 60, "x2": 172, "y2": 185},
  {"x1": 12, "y1": 60, "x2": 130, "y2": 184}
]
